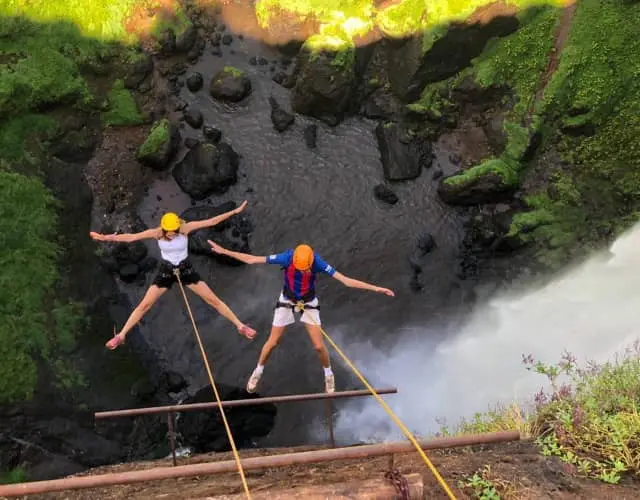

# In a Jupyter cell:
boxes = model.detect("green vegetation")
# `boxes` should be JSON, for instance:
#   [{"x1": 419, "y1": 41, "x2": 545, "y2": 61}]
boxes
[
  {"x1": 0, "y1": 468, "x2": 26, "y2": 485},
  {"x1": 508, "y1": 0, "x2": 640, "y2": 265},
  {"x1": 222, "y1": 66, "x2": 245, "y2": 78},
  {"x1": 137, "y1": 118, "x2": 170, "y2": 158},
  {"x1": 444, "y1": 345, "x2": 640, "y2": 485},
  {"x1": 460, "y1": 465, "x2": 516, "y2": 499},
  {"x1": 444, "y1": 158, "x2": 518, "y2": 187},
  {"x1": 102, "y1": 79, "x2": 143, "y2": 126},
  {"x1": 0, "y1": 172, "x2": 85, "y2": 403}
]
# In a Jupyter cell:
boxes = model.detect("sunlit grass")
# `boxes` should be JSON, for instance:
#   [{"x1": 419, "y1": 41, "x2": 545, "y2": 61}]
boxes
[
  {"x1": 0, "y1": 0, "x2": 187, "y2": 42},
  {"x1": 256, "y1": 0, "x2": 568, "y2": 50}
]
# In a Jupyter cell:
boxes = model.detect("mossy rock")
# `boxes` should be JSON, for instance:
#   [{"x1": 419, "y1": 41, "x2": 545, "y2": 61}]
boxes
[
  {"x1": 136, "y1": 119, "x2": 181, "y2": 170},
  {"x1": 209, "y1": 67, "x2": 252, "y2": 102},
  {"x1": 438, "y1": 158, "x2": 519, "y2": 206}
]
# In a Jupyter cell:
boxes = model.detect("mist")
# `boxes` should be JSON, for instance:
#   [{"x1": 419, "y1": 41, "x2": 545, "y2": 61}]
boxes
[{"x1": 331, "y1": 222, "x2": 640, "y2": 442}]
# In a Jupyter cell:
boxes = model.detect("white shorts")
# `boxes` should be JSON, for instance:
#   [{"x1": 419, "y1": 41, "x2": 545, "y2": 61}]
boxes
[{"x1": 272, "y1": 293, "x2": 321, "y2": 327}]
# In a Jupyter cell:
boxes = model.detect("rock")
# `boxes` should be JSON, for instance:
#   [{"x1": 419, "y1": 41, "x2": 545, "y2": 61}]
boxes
[
  {"x1": 172, "y1": 142, "x2": 240, "y2": 199},
  {"x1": 432, "y1": 169, "x2": 443, "y2": 180},
  {"x1": 222, "y1": 34, "x2": 233, "y2": 45},
  {"x1": 291, "y1": 47, "x2": 357, "y2": 126},
  {"x1": 176, "y1": 25, "x2": 198, "y2": 53},
  {"x1": 257, "y1": 56, "x2": 268, "y2": 66},
  {"x1": 203, "y1": 126, "x2": 222, "y2": 143},
  {"x1": 180, "y1": 202, "x2": 252, "y2": 265},
  {"x1": 131, "y1": 377, "x2": 157, "y2": 403},
  {"x1": 186, "y1": 72, "x2": 204, "y2": 92},
  {"x1": 184, "y1": 107, "x2": 203, "y2": 129},
  {"x1": 416, "y1": 232, "x2": 436, "y2": 255},
  {"x1": 211, "y1": 46, "x2": 222, "y2": 57},
  {"x1": 438, "y1": 159, "x2": 517, "y2": 205},
  {"x1": 484, "y1": 114, "x2": 507, "y2": 152},
  {"x1": 209, "y1": 67, "x2": 252, "y2": 102},
  {"x1": 136, "y1": 119, "x2": 181, "y2": 170},
  {"x1": 177, "y1": 384, "x2": 276, "y2": 453},
  {"x1": 373, "y1": 184, "x2": 399, "y2": 205},
  {"x1": 272, "y1": 70, "x2": 287, "y2": 86},
  {"x1": 304, "y1": 124, "x2": 317, "y2": 149},
  {"x1": 119, "y1": 263, "x2": 140, "y2": 283},
  {"x1": 49, "y1": 126, "x2": 99, "y2": 163},
  {"x1": 185, "y1": 137, "x2": 200, "y2": 148},
  {"x1": 210, "y1": 33, "x2": 222, "y2": 46},
  {"x1": 268, "y1": 96, "x2": 295, "y2": 132},
  {"x1": 160, "y1": 371, "x2": 188, "y2": 393},
  {"x1": 157, "y1": 29, "x2": 176, "y2": 57},
  {"x1": 249, "y1": 56, "x2": 258, "y2": 65},
  {"x1": 375, "y1": 122, "x2": 432, "y2": 181},
  {"x1": 124, "y1": 54, "x2": 153, "y2": 89}
]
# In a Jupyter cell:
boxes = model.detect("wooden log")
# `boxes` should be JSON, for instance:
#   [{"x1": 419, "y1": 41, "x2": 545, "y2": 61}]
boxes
[{"x1": 213, "y1": 473, "x2": 423, "y2": 499}]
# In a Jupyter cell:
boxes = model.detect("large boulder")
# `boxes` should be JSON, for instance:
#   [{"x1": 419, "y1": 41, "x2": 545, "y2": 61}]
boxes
[
  {"x1": 179, "y1": 201, "x2": 253, "y2": 266},
  {"x1": 209, "y1": 66, "x2": 252, "y2": 102},
  {"x1": 136, "y1": 119, "x2": 181, "y2": 170},
  {"x1": 291, "y1": 46, "x2": 357, "y2": 126},
  {"x1": 375, "y1": 122, "x2": 432, "y2": 181},
  {"x1": 172, "y1": 142, "x2": 240, "y2": 200},
  {"x1": 177, "y1": 385, "x2": 277, "y2": 453}
]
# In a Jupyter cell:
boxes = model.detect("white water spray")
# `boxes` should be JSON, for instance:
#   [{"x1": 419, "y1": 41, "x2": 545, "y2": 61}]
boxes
[{"x1": 333, "y1": 222, "x2": 640, "y2": 442}]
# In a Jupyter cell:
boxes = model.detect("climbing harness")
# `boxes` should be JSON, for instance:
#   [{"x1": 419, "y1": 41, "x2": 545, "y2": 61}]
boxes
[
  {"x1": 385, "y1": 469, "x2": 411, "y2": 500},
  {"x1": 294, "y1": 300, "x2": 458, "y2": 500},
  {"x1": 173, "y1": 268, "x2": 252, "y2": 499}
]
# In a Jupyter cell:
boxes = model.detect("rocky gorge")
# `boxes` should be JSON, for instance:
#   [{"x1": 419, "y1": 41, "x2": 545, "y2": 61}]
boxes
[{"x1": 1, "y1": 0, "x2": 639, "y2": 484}]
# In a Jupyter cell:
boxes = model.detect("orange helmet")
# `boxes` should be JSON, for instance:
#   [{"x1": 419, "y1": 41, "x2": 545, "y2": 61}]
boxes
[{"x1": 293, "y1": 244, "x2": 314, "y2": 271}]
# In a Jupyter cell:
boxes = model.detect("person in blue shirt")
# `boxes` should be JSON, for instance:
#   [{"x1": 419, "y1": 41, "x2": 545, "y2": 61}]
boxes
[{"x1": 208, "y1": 241, "x2": 394, "y2": 394}]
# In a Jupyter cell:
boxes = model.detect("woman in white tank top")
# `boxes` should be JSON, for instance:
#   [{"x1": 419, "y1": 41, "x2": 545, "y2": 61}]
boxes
[{"x1": 90, "y1": 201, "x2": 256, "y2": 350}]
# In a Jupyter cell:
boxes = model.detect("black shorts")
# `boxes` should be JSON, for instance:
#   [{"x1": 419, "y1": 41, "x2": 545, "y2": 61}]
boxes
[{"x1": 152, "y1": 259, "x2": 201, "y2": 289}]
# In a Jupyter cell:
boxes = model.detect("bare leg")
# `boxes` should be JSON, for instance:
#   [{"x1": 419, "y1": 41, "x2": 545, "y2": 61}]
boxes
[
  {"x1": 107, "y1": 285, "x2": 167, "y2": 349},
  {"x1": 257, "y1": 325, "x2": 287, "y2": 366},
  {"x1": 303, "y1": 323, "x2": 331, "y2": 368},
  {"x1": 186, "y1": 281, "x2": 256, "y2": 339}
]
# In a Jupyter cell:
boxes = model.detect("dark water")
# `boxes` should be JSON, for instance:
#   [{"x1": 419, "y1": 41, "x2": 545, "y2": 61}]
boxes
[{"x1": 122, "y1": 34, "x2": 468, "y2": 446}]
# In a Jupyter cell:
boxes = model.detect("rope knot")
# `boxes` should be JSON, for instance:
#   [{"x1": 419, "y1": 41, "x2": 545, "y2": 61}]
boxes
[{"x1": 294, "y1": 301, "x2": 305, "y2": 313}]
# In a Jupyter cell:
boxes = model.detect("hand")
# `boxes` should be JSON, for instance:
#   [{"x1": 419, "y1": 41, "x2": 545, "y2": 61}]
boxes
[
  {"x1": 207, "y1": 240, "x2": 226, "y2": 254},
  {"x1": 234, "y1": 200, "x2": 248, "y2": 214},
  {"x1": 377, "y1": 287, "x2": 395, "y2": 297}
]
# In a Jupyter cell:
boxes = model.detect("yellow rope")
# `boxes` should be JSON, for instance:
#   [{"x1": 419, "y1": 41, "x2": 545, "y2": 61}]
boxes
[
  {"x1": 299, "y1": 302, "x2": 458, "y2": 500},
  {"x1": 174, "y1": 270, "x2": 251, "y2": 499}
]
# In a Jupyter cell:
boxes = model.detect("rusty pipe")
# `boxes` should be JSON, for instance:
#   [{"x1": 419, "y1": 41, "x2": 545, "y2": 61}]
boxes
[
  {"x1": 0, "y1": 431, "x2": 520, "y2": 497},
  {"x1": 94, "y1": 388, "x2": 398, "y2": 419}
]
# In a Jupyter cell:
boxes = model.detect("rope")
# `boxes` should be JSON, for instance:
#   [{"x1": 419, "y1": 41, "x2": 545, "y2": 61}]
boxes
[
  {"x1": 174, "y1": 269, "x2": 251, "y2": 499},
  {"x1": 298, "y1": 301, "x2": 458, "y2": 500}
]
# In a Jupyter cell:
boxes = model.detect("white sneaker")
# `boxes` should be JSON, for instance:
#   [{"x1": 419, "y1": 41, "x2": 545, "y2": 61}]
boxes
[
  {"x1": 324, "y1": 373, "x2": 335, "y2": 394},
  {"x1": 246, "y1": 368, "x2": 262, "y2": 393}
]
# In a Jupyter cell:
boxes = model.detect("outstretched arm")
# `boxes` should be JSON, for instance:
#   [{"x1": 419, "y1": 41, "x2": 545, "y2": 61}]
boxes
[
  {"x1": 208, "y1": 240, "x2": 267, "y2": 265},
  {"x1": 182, "y1": 201, "x2": 248, "y2": 234},
  {"x1": 90, "y1": 228, "x2": 160, "y2": 243},
  {"x1": 332, "y1": 272, "x2": 395, "y2": 296}
]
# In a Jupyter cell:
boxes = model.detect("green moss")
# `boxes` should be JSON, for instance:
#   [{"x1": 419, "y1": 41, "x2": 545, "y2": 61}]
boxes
[
  {"x1": 0, "y1": 468, "x2": 26, "y2": 485},
  {"x1": 444, "y1": 158, "x2": 519, "y2": 187},
  {"x1": 222, "y1": 66, "x2": 245, "y2": 78},
  {"x1": 503, "y1": 120, "x2": 530, "y2": 162},
  {"x1": 406, "y1": 81, "x2": 451, "y2": 118},
  {"x1": 0, "y1": 114, "x2": 59, "y2": 162},
  {"x1": 137, "y1": 118, "x2": 170, "y2": 158},
  {"x1": 102, "y1": 79, "x2": 143, "y2": 126},
  {"x1": 511, "y1": 0, "x2": 640, "y2": 266},
  {"x1": 474, "y1": 6, "x2": 560, "y2": 121}
]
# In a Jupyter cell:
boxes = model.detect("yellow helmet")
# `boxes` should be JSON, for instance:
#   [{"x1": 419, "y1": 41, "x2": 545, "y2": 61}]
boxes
[
  {"x1": 293, "y1": 244, "x2": 314, "y2": 271},
  {"x1": 161, "y1": 212, "x2": 181, "y2": 232}
]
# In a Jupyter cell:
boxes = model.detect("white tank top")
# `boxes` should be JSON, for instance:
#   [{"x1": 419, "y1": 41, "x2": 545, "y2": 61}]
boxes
[{"x1": 158, "y1": 233, "x2": 188, "y2": 266}]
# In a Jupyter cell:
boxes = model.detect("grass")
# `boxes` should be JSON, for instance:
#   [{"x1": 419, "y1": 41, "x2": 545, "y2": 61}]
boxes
[
  {"x1": 443, "y1": 344, "x2": 640, "y2": 485},
  {"x1": 102, "y1": 79, "x2": 144, "y2": 126},
  {"x1": 508, "y1": 0, "x2": 640, "y2": 266},
  {"x1": 0, "y1": 468, "x2": 26, "y2": 485},
  {"x1": 137, "y1": 118, "x2": 170, "y2": 158},
  {"x1": 460, "y1": 465, "x2": 519, "y2": 499}
]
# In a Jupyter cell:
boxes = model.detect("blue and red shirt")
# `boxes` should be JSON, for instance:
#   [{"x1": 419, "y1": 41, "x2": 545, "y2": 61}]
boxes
[{"x1": 266, "y1": 249, "x2": 336, "y2": 301}]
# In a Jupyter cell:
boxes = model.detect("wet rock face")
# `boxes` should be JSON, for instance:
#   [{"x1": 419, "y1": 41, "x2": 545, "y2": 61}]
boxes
[
  {"x1": 291, "y1": 49, "x2": 357, "y2": 126},
  {"x1": 209, "y1": 67, "x2": 252, "y2": 102},
  {"x1": 375, "y1": 122, "x2": 432, "y2": 181},
  {"x1": 172, "y1": 142, "x2": 240, "y2": 200},
  {"x1": 179, "y1": 202, "x2": 253, "y2": 266},
  {"x1": 177, "y1": 385, "x2": 277, "y2": 453}
]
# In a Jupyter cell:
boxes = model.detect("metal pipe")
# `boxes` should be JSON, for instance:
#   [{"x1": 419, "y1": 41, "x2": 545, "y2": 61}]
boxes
[
  {"x1": 0, "y1": 431, "x2": 520, "y2": 497},
  {"x1": 167, "y1": 412, "x2": 177, "y2": 467},
  {"x1": 325, "y1": 400, "x2": 335, "y2": 448},
  {"x1": 94, "y1": 388, "x2": 398, "y2": 419}
]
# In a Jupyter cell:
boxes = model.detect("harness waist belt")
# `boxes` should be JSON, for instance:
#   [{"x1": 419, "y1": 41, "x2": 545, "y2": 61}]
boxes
[{"x1": 275, "y1": 301, "x2": 320, "y2": 311}]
